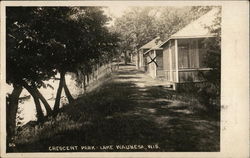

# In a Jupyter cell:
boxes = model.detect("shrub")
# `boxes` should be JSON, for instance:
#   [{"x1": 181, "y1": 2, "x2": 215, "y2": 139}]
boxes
[{"x1": 175, "y1": 82, "x2": 220, "y2": 113}]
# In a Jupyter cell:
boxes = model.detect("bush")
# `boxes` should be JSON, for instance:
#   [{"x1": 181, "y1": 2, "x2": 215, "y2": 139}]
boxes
[{"x1": 176, "y1": 82, "x2": 220, "y2": 112}]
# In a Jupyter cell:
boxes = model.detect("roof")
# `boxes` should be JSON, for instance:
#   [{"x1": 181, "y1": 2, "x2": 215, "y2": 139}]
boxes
[
  {"x1": 171, "y1": 8, "x2": 219, "y2": 38},
  {"x1": 160, "y1": 8, "x2": 220, "y2": 47},
  {"x1": 144, "y1": 41, "x2": 163, "y2": 55},
  {"x1": 139, "y1": 37, "x2": 161, "y2": 50}
]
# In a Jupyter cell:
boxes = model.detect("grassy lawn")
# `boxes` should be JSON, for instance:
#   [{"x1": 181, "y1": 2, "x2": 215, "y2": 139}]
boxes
[{"x1": 11, "y1": 65, "x2": 220, "y2": 152}]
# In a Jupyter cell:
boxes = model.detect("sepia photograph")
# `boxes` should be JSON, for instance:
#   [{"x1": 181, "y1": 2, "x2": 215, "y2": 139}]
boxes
[{"x1": 0, "y1": 1, "x2": 249, "y2": 158}]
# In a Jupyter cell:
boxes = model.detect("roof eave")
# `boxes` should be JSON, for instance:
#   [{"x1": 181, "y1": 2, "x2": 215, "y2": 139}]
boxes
[
  {"x1": 159, "y1": 35, "x2": 216, "y2": 48},
  {"x1": 171, "y1": 35, "x2": 216, "y2": 39}
]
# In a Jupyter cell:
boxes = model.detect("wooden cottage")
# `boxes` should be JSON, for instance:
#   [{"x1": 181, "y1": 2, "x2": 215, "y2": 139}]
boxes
[
  {"x1": 159, "y1": 8, "x2": 220, "y2": 89},
  {"x1": 144, "y1": 42, "x2": 164, "y2": 79},
  {"x1": 136, "y1": 37, "x2": 161, "y2": 71}
]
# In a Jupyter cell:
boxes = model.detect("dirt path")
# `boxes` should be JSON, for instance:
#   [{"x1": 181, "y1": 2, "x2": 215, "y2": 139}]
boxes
[{"x1": 16, "y1": 65, "x2": 220, "y2": 152}]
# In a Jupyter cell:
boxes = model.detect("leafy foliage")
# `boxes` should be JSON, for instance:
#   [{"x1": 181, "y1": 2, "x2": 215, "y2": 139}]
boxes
[
  {"x1": 113, "y1": 7, "x2": 157, "y2": 51},
  {"x1": 197, "y1": 7, "x2": 221, "y2": 108},
  {"x1": 6, "y1": 7, "x2": 56, "y2": 87}
]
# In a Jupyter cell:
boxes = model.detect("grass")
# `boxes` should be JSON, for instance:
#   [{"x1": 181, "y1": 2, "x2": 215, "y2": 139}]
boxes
[{"x1": 9, "y1": 65, "x2": 220, "y2": 152}]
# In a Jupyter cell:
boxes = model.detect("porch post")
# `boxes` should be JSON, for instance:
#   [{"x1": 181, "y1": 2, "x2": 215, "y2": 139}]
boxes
[
  {"x1": 169, "y1": 41, "x2": 173, "y2": 82},
  {"x1": 175, "y1": 39, "x2": 179, "y2": 83},
  {"x1": 136, "y1": 51, "x2": 140, "y2": 69},
  {"x1": 154, "y1": 50, "x2": 157, "y2": 78}
]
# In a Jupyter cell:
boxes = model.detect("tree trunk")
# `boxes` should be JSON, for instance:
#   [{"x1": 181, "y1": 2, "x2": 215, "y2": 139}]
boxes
[
  {"x1": 53, "y1": 71, "x2": 65, "y2": 113},
  {"x1": 87, "y1": 74, "x2": 89, "y2": 84},
  {"x1": 22, "y1": 81, "x2": 52, "y2": 116},
  {"x1": 124, "y1": 51, "x2": 127, "y2": 65},
  {"x1": 83, "y1": 74, "x2": 86, "y2": 92},
  {"x1": 117, "y1": 58, "x2": 119, "y2": 69},
  {"x1": 62, "y1": 74, "x2": 74, "y2": 103},
  {"x1": 92, "y1": 68, "x2": 95, "y2": 80},
  {"x1": 23, "y1": 84, "x2": 44, "y2": 122},
  {"x1": 32, "y1": 91, "x2": 44, "y2": 122},
  {"x1": 130, "y1": 53, "x2": 133, "y2": 63},
  {"x1": 6, "y1": 84, "x2": 23, "y2": 141},
  {"x1": 34, "y1": 88, "x2": 53, "y2": 115},
  {"x1": 137, "y1": 51, "x2": 140, "y2": 69}
]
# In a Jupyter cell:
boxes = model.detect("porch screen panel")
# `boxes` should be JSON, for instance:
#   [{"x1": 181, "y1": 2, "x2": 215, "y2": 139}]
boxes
[
  {"x1": 171, "y1": 40, "x2": 176, "y2": 69},
  {"x1": 178, "y1": 39, "x2": 189, "y2": 69},
  {"x1": 189, "y1": 39, "x2": 199, "y2": 68},
  {"x1": 163, "y1": 47, "x2": 170, "y2": 70},
  {"x1": 198, "y1": 39, "x2": 208, "y2": 68},
  {"x1": 171, "y1": 40, "x2": 176, "y2": 82},
  {"x1": 163, "y1": 46, "x2": 170, "y2": 80},
  {"x1": 140, "y1": 51, "x2": 144, "y2": 67}
]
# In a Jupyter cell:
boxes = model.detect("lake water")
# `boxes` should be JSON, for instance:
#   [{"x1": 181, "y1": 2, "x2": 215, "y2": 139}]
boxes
[{"x1": 6, "y1": 73, "x2": 81, "y2": 126}]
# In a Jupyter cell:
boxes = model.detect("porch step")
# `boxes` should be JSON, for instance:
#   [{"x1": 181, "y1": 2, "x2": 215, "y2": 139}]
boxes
[{"x1": 155, "y1": 78, "x2": 174, "y2": 89}]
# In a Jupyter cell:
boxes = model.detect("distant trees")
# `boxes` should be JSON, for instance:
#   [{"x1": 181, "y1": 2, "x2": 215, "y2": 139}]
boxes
[
  {"x1": 6, "y1": 7, "x2": 118, "y2": 140},
  {"x1": 155, "y1": 7, "x2": 191, "y2": 40},
  {"x1": 113, "y1": 7, "x2": 158, "y2": 65},
  {"x1": 113, "y1": 6, "x2": 213, "y2": 65}
]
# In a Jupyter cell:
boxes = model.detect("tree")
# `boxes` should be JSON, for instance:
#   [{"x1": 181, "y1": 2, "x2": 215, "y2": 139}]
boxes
[
  {"x1": 33, "y1": 7, "x2": 81, "y2": 112},
  {"x1": 113, "y1": 7, "x2": 158, "y2": 65},
  {"x1": 6, "y1": 85, "x2": 23, "y2": 143},
  {"x1": 7, "y1": 6, "x2": 119, "y2": 116},
  {"x1": 6, "y1": 7, "x2": 58, "y2": 140},
  {"x1": 6, "y1": 6, "x2": 119, "y2": 140},
  {"x1": 155, "y1": 6, "x2": 213, "y2": 40},
  {"x1": 75, "y1": 11, "x2": 120, "y2": 92},
  {"x1": 34, "y1": 7, "x2": 119, "y2": 113},
  {"x1": 200, "y1": 7, "x2": 221, "y2": 97}
]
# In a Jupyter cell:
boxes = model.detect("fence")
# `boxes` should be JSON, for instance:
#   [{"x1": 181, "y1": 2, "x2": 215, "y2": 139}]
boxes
[{"x1": 76, "y1": 62, "x2": 119, "y2": 94}]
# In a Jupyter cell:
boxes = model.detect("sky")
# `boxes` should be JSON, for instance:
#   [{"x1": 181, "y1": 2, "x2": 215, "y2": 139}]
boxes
[
  {"x1": 102, "y1": 6, "x2": 129, "y2": 26},
  {"x1": 102, "y1": 6, "x2": 182, "y2": 27},
  {"x1": 104, "y1": 6, "x2": 128, "y2": 18}
]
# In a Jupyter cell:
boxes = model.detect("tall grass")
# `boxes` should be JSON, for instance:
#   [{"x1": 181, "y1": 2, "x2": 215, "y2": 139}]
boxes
[{"x1": 14, "y1": 113, "x2": 83, "y2": 144}]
